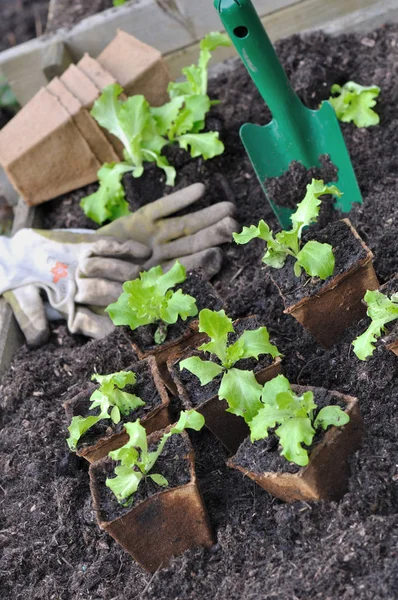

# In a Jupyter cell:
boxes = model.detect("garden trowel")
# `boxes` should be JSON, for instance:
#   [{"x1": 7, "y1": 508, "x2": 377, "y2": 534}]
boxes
[{"x1": 215, "y1": 0, "x2": 362, "y2": 228}]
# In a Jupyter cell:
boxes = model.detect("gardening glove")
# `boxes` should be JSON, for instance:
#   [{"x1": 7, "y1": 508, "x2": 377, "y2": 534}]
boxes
[
  {"x1": 99, "y1": 182, "x2": 238, "y2": 277},
  {"x1": 0, "y1": 230, "x2": 151, "y2": 346}
]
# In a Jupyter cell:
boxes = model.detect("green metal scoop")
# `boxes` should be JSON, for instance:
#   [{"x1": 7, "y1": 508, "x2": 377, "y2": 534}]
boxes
[{"x1": 215, "y1": 0, "x2": 362, "y2": 228}]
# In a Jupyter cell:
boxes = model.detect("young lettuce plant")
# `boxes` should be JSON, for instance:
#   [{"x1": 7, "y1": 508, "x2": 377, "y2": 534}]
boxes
[
  {"x1": 249, "y1": 375, "x2": 350, "y2": 466},
  {"x1": 67, "y1": 371, "x2": 145, "y2": 451},
  {"x1": 106, "y1": 409, "x2": 205, "y2": 505},
  {"x1": 328, "y1": 81, "x2": 380, "y2": 128},
  {"x1": 352, "y1": 289, "x2": 398, "y2": 360},
  {"x1": 106, "y1": 260, "x2": 198, "y2": 344},
  {"x1": 233, "y1": 179, "x2": 342, "y2": 280},
  {"x1": 179, "y1": 309, "x2": 281, "y2": 423},
  {"x1": 80, "y1": 32, "x2": 231, "y2": 224}
]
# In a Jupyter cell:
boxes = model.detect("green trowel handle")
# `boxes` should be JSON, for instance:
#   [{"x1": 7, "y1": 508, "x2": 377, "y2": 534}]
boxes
[{"x1": 215, "y1": 0, "x2": 305, "y2": 123}]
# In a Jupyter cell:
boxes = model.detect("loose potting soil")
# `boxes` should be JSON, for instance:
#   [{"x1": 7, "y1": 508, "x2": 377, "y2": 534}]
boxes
[{"x1": 2, "y1": 24, "x2": 398, "y2": 599}]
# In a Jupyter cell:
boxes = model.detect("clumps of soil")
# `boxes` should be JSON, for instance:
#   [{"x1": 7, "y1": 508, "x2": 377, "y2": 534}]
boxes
[
  {"x1": 45, "y1": 0, "x2": 114, "y2": 34},
  {"x1": 266, "y1": 154, "x2": 338, "y2": 210},
  {"x1": 0, "y1": 0, "x2": 48, "y2": 52}
]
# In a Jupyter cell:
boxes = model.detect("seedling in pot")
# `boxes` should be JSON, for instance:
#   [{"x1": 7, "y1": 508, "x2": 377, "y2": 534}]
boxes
[
  {"x1": 106, "y1": 409, "x2": 205, "y2": 506},
  {"x1": 234, "y1": 179, "x2": 342, "y2": 280},
  {"x1": 66, "y1": 370, "x2": 144, "y2": 452},
  {"x1": 106, "y1": 260, "x2": 198, "y2": 345},
  {"x1": 80, "y1": 32, "x2": 231, "y2": 224},
  {"x1": 352, "y1": 289, "x2": 398, "y2": 360},
  {"x1": 228, "y1": 378, "x2": 363, "y2": 503},
  {"x1": 179, "y1": 309, "x2": 281, "y2": 424},
  {"x1": 248, "y1": 375, "x2": 349, "y2": 467},
  {"x1": 328, "y1": 81, "x2": 380, "y2": 128}
]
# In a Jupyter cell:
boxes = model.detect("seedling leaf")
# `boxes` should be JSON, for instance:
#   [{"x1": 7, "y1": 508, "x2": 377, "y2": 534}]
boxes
[
  {"x1": 352, "y1": 289, "x2": 398, "y2": 359},
  {"x1": 219, "y1": 368, "x2": 263, "y2": 423},
  {"x1": 179, "y1": 356, "x2": 224, "y2": 385},
  {"x1": 329, "y1": 81, "x2": 380, "y2": 127}
]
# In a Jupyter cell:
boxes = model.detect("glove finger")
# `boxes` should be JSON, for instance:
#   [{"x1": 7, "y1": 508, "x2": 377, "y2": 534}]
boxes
[
  {"x1": 145, "y1": 216, "x2": 238, "y2": 266},
  {"x1": 3, "y1": 285, "x2": 50, "y2": 347},
  {"x1": 79, "y1": 257, "x2": 142, "y2": 282},
  {"x1": 75, "y1": 278, "x2": 123, "y2": 306},
  {"x1": 89, "y1": 238, "x2": 151, "y2": 260},
  {"x1": 155, "y1": 201, "x2": 237, "y2": 244},
  {"x1": 68, "y1": 307, "x2": 115, "y2": 339},
  {"x1": 162, "y1": 248, "x2": 223, "y2": 280},
  {"x1": 145, "y1": 182, "x2": 206, "y2": 220}
]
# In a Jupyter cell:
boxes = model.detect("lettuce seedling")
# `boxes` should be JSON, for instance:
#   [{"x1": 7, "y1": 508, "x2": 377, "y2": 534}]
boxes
[
  {"x1": 233, "y1": 179, "x2": 342, "y2": 280},
  {"x1": 106, "y1": 260, "x2": 198, "y2": 344},
  {"x1": 179, "y1": 309, "x2": 281, "y2": 423},
  {"x1": 66, "y1": 370, "x2": 145, "y2": 451},
  {"x1": 249, "y1": 375, "x2": 350, "y2": 466},
  {"x1": 352, "y1": 289, "x2": 398, "y2": 360},
  {"x1": 328, "y1": 81, "x2": 380, "y2": 128},
  {"x1": 80, "y1": 32, "x2": 230, "y2": 224},
  {"x1": 106, "y1": 409, "x2": 205, "y2": 505}
]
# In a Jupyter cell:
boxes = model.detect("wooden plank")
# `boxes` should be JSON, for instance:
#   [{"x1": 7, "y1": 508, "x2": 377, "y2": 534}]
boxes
[
  {"x1": 0, "y1": 0, "x2": 302, "y2": 105},
  {"x1": 314, "y1": 0, "x2": 398, "y2": 34},
  {"x1": 165, "y1": 0, "x2": 378, "y2": 78}
]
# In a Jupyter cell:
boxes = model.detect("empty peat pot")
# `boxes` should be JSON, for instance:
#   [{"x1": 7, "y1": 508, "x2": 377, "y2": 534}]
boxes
[
  {"x1": 228, "y1": 386, "x2": 364, "y2": 502},
  {"x1": 126, "y1": 271, "x2": 224, "y2": 390},
  {"x1": 63, "y1": 357, "x2": 171, "y2": 463},
  {"x1": 89, "y1": 430, "x2": 214, "y2": 572},
  {"x1": 271, "y1": 219, "x2": 379, "y2": 348},
  {"x1": 168, "y1": 316, "x2": 282, "y2": 454}
]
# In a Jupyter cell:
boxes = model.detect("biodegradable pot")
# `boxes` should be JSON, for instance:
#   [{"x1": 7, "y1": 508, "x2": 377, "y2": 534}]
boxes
[
  {"x1": 271, "y1": 219, "x2": 379, "y2": 348},
  {"x1": 228, "y1": 386, "x2": 364, "y2": 503},
  {"x1": 63, "y1": 356, "x2": 170, "y2": 463},
  {"x1": 168, "y1": 316, "x2": 282, "y2": 453},
  {"x1": 89, "y1": 430, "x2": 214, "y2": 572},
  {"x1": 127, "y1": 271, "x2": 224, "y2": 390}
]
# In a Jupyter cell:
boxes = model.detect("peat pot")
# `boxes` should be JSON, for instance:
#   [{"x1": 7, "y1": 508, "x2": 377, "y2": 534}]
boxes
[
  {"x1": 89, "y1": 430, "x2": 214, "y2": 572},
  {"x1": 127, "y1": 271, "x2": 224, "y2": 390},
  {"x1": 228, "y1": 386, "x2": 364, "y2": 502},
  {"x1": 168, "y1": 316, "x2": 282, "y2": 454},
  {"x1": 271, "y1": 219, "x2": 379, "y2": 348},
  {"x1": 63, "y1": 357, "x2": 171, "y2": 463}
]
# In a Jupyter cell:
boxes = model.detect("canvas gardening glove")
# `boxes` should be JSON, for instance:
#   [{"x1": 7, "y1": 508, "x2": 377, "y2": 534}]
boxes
[{"x1": 1, "y1": 183, "x2": 237, "y2": 346}]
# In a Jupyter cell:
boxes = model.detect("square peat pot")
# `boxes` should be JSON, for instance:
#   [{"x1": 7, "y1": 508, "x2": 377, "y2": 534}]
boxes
[
  {"x1": 271, "y1": 219, "x2": 379, "y2": 348},
  {"x1": 379, "y1": 275, "x2": 398, "y2": 356},
  {"x1": 168, "y1": 316, "x2": 282, "y2": 454},
  {"x1": 63, "y1": 356, "x2": 171, "y2": 463},
  {"x1": 126, "y1": 271, "x2": 224, "y2": 391},
  {"x1": 89, "y1": 430, "x2": 214, "y2": 572},
  {"x1": 228, "y1": 386, "x2": 364, "y2": 503}
]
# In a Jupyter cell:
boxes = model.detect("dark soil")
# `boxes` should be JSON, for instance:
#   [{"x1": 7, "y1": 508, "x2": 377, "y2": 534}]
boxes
[
  {"x1": 127, "y1": 270, "x2": 223, "y2": 354},
  {"x1": 271, "y1": 219, "x2": 368, "y2": 306},
  {"x1": 267, "y1": 154, "x2": 338, "y2": 209},
  {"x1": 2, "y1": 24, "x2": 398, "y2": 600},
  {"x1": 233, "y1": 387, "x2": 347, "y2": 475},
  {"x1": 91, "y1": 434, "x2": 192, "y2": 521},
  {"x1": 0, "y1": 0, "x2": 48, "y2": 52},
  {"x1": 66, "y1": 359, "x2": 165, "y2": 450},
  {"x1": 46, "y1": 0, "x2": 114, "y2": 34}
]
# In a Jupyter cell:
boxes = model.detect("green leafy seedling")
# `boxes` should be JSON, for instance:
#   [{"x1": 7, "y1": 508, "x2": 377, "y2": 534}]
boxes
[
  {"x1": 0, "y1": 74, "x2": 19, "y2": 113},
  {"x1": 179, "y1": 309, "x2": 281, "y2": 423},
  {"x1": 328, "y1": 81, "x2": 380, "y2": 128},
  {"x1": 249, "y1": 375, "x2": 350, "y2": 466},
  {"x1": 106, "y1": 409, "x2": 205, "y2": 505},
  {"x1": 352, "y1": 289, "x2": 398, "y2": 360},
  {"x1": 67, "y1": 371, "x2": 145, "y2": 451},
  {"x1": 106, "y1": 260, "x2": 198, "y2": 344},
  {"x1": 233, "y1": 179, "x2": 342, "y2": 280},
  {"x1": 80, "y1": 32, "x2": 231, "y2": 224}
]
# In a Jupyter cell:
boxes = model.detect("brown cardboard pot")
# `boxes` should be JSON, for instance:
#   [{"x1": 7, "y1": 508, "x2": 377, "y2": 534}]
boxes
[
  {"x1": 272, "y1": 219, "x2": 379, "y2": 348},
  {"x1": 228, "y1": 386, "x2": 364, "y2": 502},
  {"x1": 63, "y1": 357, "x2": 171, "y2": 463},
  {"x1": 89, "y1": 431, "x2": 214, "y2": 572},
  {"x1": 167, "y1": 316, "x2": 282, "y2": 453}
]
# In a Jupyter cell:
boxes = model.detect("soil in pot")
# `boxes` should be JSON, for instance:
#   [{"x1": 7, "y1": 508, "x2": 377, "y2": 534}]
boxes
[
  {"x1": 64, "y1": 356, "x2": 170, "y2": 462},
  {"x1": 270, "y1": 219, "x2": 379, "y2": 347},
  {"x1": 3, "y1": 25, "x2": 398, "y2": 600},
  {"x1": 230, "y1": 386, "x2": 364, "y2": 502},
  {"x1": 90, "y1": 431, "x2": 214, "y2": 572},
  {"x1": 169, "y1": 315, "x2": 281, "y2": 453}
]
